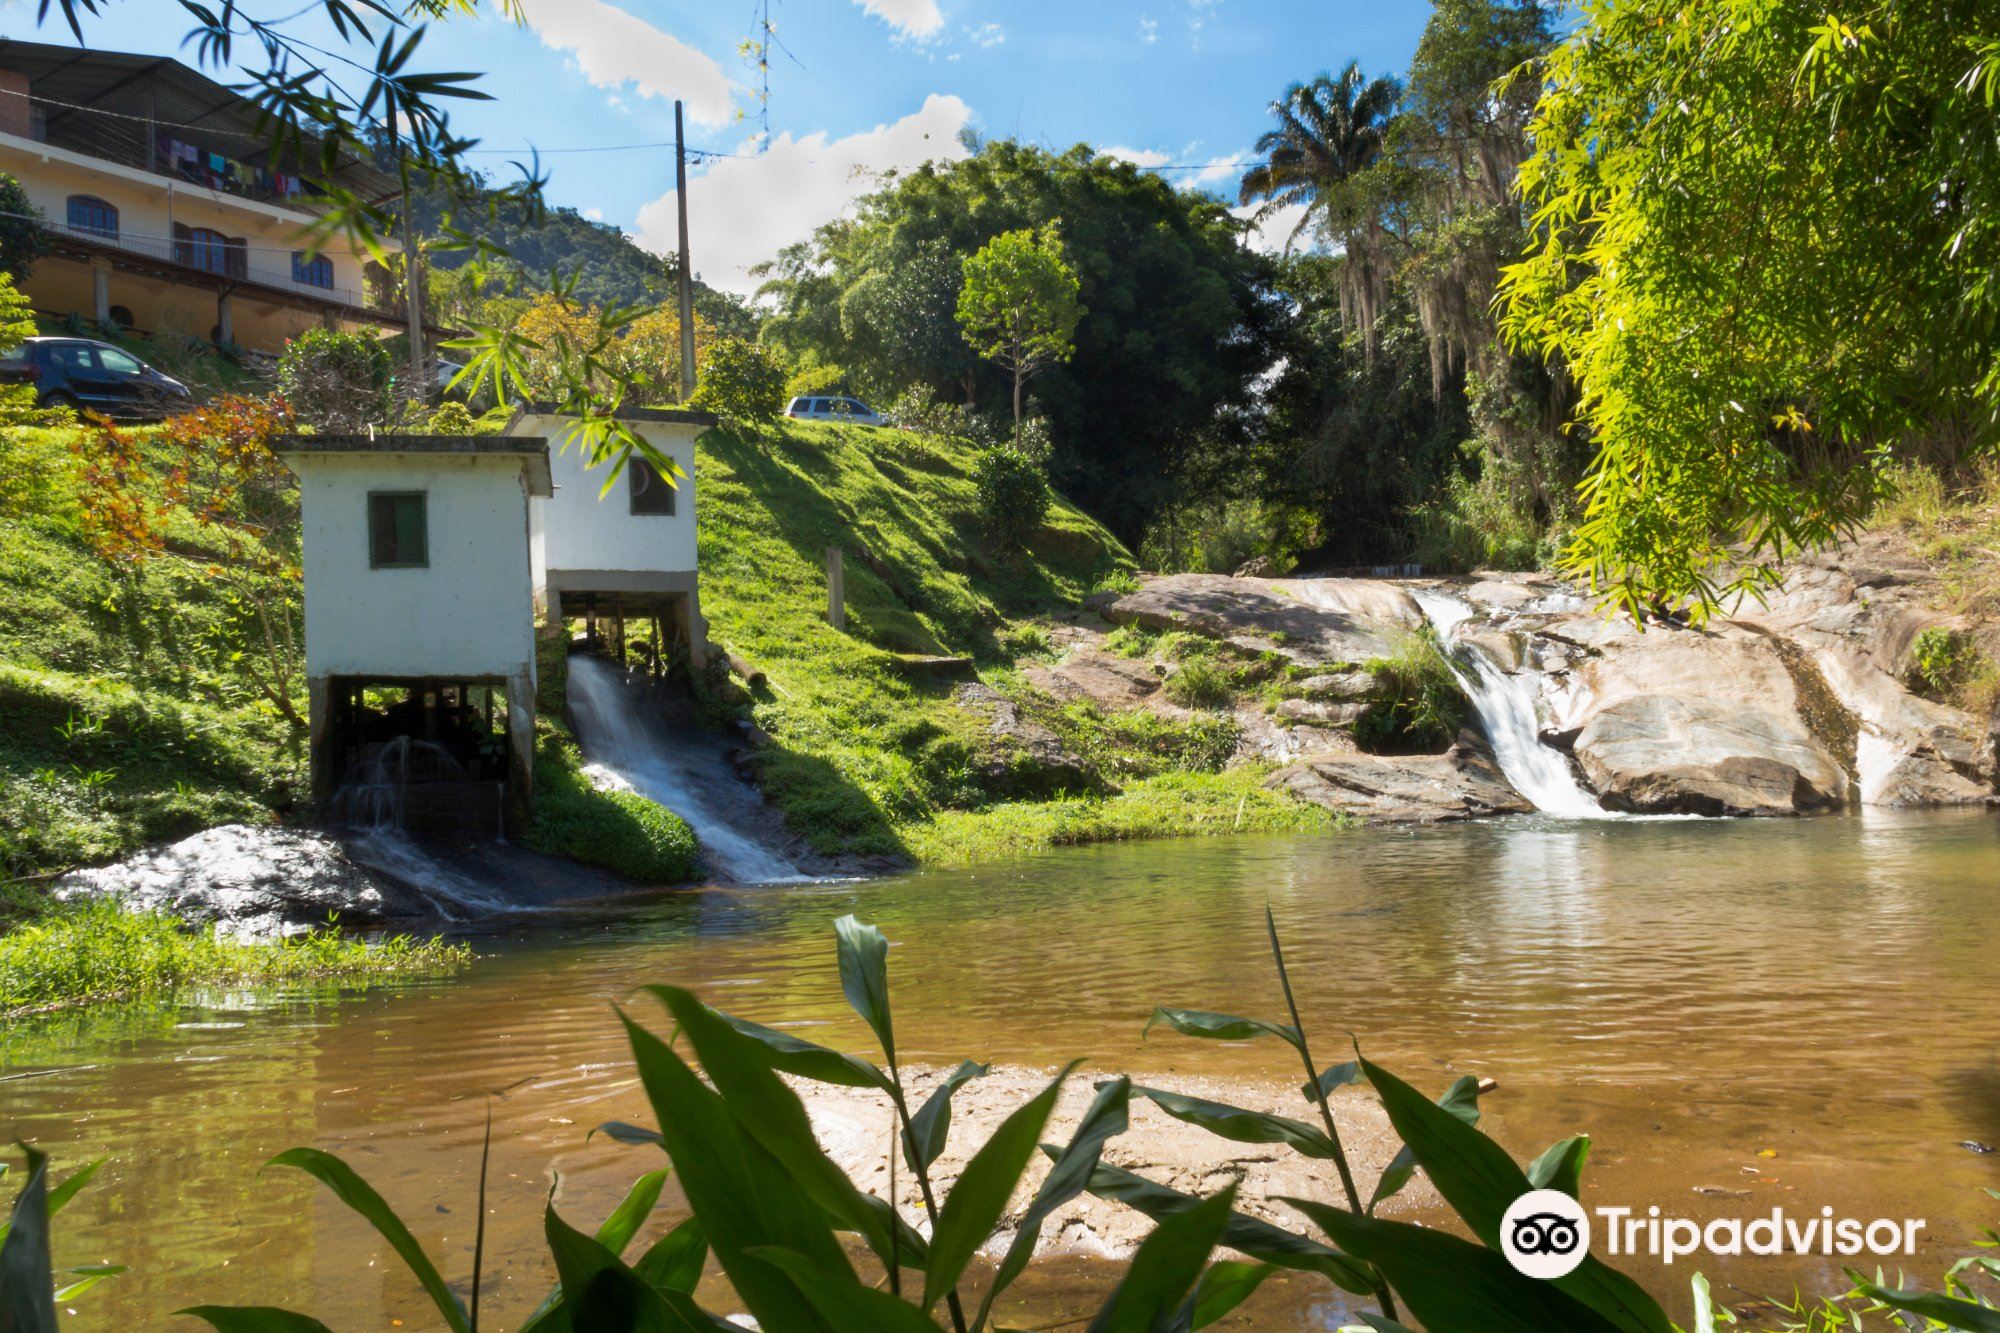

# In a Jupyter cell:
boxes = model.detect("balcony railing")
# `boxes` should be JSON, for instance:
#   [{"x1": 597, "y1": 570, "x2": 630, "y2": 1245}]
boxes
[{"x1": 41, "y1": 219, "x2": 373, "y2": 311}]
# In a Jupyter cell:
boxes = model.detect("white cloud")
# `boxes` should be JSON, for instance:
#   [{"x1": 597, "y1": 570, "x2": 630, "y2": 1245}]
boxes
[
  {"x1": 853, "y1": 0, "x2": 946, "y2": 39},
  {"x1": 517, "y1": 0, "x2": 735, "y2": 127},
  {"x1": 1101, "y1": 145, "x2": 1171, "y2": 168},
  {"x1": 635, "y1": 95, "x2": 975, "y2": 297},
  {"x1": 1233, "y1": 201, "x2": 1312, "y2": 256},
  {"x1": 1188, "y1": 152, "x2": 1252, "y2": 190},
  {"x1": 1138, "y1": 16, "x2": 1160, "y2": 43},
  {"x1": 582, "y1": 207, "x2": 605, "y2": 221},
  {"x1": 969, "y1": 21, "x2": 1006, "y2": 47}
]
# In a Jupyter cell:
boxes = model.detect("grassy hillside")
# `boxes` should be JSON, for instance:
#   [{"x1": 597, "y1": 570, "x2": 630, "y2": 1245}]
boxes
[{"x1": 693, "y1": 420, "x2": 1331, "y2": 861}]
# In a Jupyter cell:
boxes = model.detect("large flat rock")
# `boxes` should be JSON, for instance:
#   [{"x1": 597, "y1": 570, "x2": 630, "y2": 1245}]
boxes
[
  {"x1": 1551, "y1": 624, "x2": 1851, "y2": 815},
  {"x1": 1265, "y1": 735, "x2": 1533, "y2": 823},
  {"x1": 1105, "y1": 574, "x2": 1422, "y2": 667}
]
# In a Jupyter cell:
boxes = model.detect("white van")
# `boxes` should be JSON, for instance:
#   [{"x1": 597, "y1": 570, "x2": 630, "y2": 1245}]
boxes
[{"x1": 784, "y1": 395, "x2": 886, "y2": 426}]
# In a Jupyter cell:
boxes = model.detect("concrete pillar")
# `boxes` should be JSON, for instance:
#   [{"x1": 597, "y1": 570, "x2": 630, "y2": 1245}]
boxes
[
  {"x1": 90, "y1": 259, "x2": 111, "y2": 325},
  {"x1": 215, "y1": 292, "x2": 234, "y2": 346},
  {"x1": 506, "y1": 667, "x2": 536, "y2": 835},
  {"x1": 306, "y1": 677, "x2": 333, "y2": 810}
]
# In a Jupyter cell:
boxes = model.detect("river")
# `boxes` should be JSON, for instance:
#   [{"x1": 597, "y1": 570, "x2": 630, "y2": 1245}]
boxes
[{"x1": 7, "y1": 810, "x2": 1999, "y2": 1328}]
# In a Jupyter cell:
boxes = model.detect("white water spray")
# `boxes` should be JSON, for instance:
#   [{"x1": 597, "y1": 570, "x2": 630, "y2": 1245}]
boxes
[
  {"x1": 566, "y1": 655, "x2": 806, "y2": 884},
  {"x1": 1411, "y1": 588, "x2": 1614, "y2": 819}
]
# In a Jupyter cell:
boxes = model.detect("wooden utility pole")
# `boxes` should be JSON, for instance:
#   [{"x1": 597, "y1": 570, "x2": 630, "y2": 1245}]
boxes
[
  {"x1": 826, "y1": 547, "x2": 846, "y2": 631},
  {"x1": 674, "y1": 100, "x2": 697, "y2": 404},
  {"x1": 399, "y1": 173, "x2": 427, "y2": 403}
]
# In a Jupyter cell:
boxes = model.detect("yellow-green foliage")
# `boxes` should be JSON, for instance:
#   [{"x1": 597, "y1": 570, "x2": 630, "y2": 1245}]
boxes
[
  {"x1": 0, "y1": 899, "x2": 469, "y2": 1016},
  {"x1": 525, "y1": 723, "x2": 699, "y2": 883}
]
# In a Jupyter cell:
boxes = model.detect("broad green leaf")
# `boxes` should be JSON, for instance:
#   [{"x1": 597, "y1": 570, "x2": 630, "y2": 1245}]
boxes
[
  {"x1": 1067, "y1": 1157, "x2": 1376, "y2": 1295},
  {"x1": 1189, "y1": 1260, "x2": 1277, "y2": 1329},
  {"x1": 1285, "y1": 1198, "x2": 1625, "y2": 1333},
  {"x1": 1367, "y1": 1075, "x2": 1483, "y2": 1213},
  {"x1": 753, "y1": 1247, "x2": 946, "y2": 1332},
  {"x1": 598, "y1": 1170, "x2": 670, "y2": 1256},
  {"x1": 1526, "y1": 1136, "x2": 1592, "y2": 1199},
  {"x1": 647, "y1": 987, "x2": 897, "y2": 1278},
  {"x1": 713, "y1": 1011, "x2": 894, "y2": 1092},
  {"x1": 1087, "y1": 1182, "x2": 1236, "y2": 1332},
  {"x1": 544, "y1": 1200, "x2": 683, "y2": 1333},
  {"x1": 905, "y1": 1060, "x2": 991, "y2": 1173},
  {"x1": 1687, "y1": 1273, "x2": 1731, "y2": 1333},
  {"x1": 1850, "y1": 1276, "x2": 2000, "y2": 1332},
  {"x1": 1143, "y1": 1006, "x2": 1301, "y2": 1052},
  {"x1": 265, "y1": 1148, "x2": 469, "y2": 1333},
  {"x1": 924, "y1": 1064, "x2": 1074, "y2": 1311},
  {"x1": 1129, "y1": 1084, "x2": 1335, "y2": 1158},
  {"x1": 619, "y1": 1009, "x2": 843, "y2": 1332},
  {"x1": 0, "y1": 1158, "x2": 104, "y2": 1254},
  {"x1": 52, "y1": 1264, "x2": 125, "y2": 1302},
  {"x1": 975, "y1": 1078, "x2": 1132, "y2": 1332},
  {"x1": 834, "y1": 914, "x2": 896, "y2": 1063},
  {"x1": 634, "y1": 1218, "x2": 709, "y2": 1295},
  {"x1": 1, "y1": 1145, "x2": 57, "y2": 1333},
  {"x1": 1359, "y1": 1059, "x2": 1669, "y2": 1333},
  {"x1": 1300, "y1": 1061, "x2": 1363, "y2": 1103},
  {"x1": 177, "y1": 1310, "x2": 335, "y2": 1333},
  {"x1": 593, "y1": 1121, "x2": 666, "y2": 1148}
]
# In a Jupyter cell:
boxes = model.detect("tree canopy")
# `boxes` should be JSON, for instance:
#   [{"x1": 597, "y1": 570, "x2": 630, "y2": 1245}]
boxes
[{"x1": 955, "y1": 225, "x2": 1084, "y2": 446}]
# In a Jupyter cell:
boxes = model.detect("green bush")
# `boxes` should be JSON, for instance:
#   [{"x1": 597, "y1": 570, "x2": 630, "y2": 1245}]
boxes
[
  {"x1": 426, "y1": 399, "x2": 477, "y2": 434},
  {"x1": 973, "y1": 446, "x2": 1052, "y2": 548},
  {"x1": 276, "y1": 327, "x2": 393, "y2": 432},
  {"x1": 1163, "y1": 660, "x2": 1233, "y2": 710},
  {"x1": 1354, "y1": 628, "x2": 1468, "y2": 753},
  {"x1": 1906, "y1": 626, "x2": 1992, "y2": 704},
  {"x1": 525, "y1": 728, "x2": 699, "y2": 883},
  {"x1": 1409, "y1": 454, "x2": 1544, "y2": 574},
  {"x1": 690, "y1": 336, "x2": 788, "y2": 429}
]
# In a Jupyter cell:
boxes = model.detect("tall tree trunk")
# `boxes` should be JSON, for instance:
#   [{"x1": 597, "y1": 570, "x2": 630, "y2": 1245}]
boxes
[{"x1": 1012, "y1": 359, "x2": 1024, "y2": 450}]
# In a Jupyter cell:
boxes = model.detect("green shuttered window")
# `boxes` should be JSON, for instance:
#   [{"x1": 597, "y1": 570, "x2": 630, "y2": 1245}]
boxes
[{"x1": 368, "y1": 491, "x2": 428, "y2": 568}]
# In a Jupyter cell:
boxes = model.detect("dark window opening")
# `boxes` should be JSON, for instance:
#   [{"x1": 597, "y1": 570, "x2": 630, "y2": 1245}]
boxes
[
  {"x1": 628, "y1": 457, "x2": 677, "y2": 516},
  {"x1": 368, "y1": 491, "x2": 429, "y2": 568},
  {"x1": 66, "y1": 194, "x2": 118, "y2": 239},
  {"x1": 292, "y1": 251, "x2": 334, "y2": 289},
  {"x1": 176, "y1": 225, "x2": 246, "y2": 279}
]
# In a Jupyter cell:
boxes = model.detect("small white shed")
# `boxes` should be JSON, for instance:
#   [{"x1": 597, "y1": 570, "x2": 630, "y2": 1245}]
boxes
[
  {"x1": 278, "y1": 434, "x2": 553, "y2": 834},
  {"x1": 508, "y1": 404, "x2": 715, "y2": 668}
]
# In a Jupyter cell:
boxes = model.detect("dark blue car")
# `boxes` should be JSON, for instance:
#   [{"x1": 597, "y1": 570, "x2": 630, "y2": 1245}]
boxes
[{"x1": 0, "y1": 336, "x2": 193, "y2": 420}]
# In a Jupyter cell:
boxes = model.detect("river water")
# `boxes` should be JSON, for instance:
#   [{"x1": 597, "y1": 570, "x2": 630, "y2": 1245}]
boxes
[{"x1": 7, "y1": 811, "x2": 2000, "y2": 1327}]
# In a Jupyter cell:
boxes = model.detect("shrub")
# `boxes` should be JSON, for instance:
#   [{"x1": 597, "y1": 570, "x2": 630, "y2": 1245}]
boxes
[
  {"x1": 426, "y1": 399, "x2": 477, "y2": 435},
  {"x1": 1163, "y1": 659, "x2": 1233, "y2": 709},
  {"x1": 1354, "y1": 628, "x2": 1468, "y2": 753},
  {"x1": 276, "y1": 327, "x2": 393, "y2": 432},
  {"x1": 690, "y1": 336, "x2": 787, "y2": 429},
  {"x1": 525, "y1": 728, "x2": 699, "y2": 883},
  {"x1": 1140, "y1": 495, "x2": 1315, "y2": 575},
  {"x1": 886, "y1": 382, "x2": 974, "y2": 437},
  {"x1": 1409, "y1": 452, "x2": 1544, "y2": 574},
  {"x1": 973, "y1": 446, "x2": 1051, "y2": 548},
  {"x1": 1906, "y1": 626, "x2": 1994, "y2": 708}
]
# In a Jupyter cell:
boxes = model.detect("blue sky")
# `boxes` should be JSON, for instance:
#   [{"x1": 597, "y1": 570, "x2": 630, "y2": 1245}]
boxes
[{"x1": 6, "y1": 0, "x2": 1438, "y2": 293}]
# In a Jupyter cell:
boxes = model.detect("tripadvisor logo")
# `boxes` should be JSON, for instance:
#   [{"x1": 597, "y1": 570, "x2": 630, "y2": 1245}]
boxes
[
  {"x1": 1501, "y1": 1189, "x2": 1592, "y2": 1279},
  {"x1": 1498, "y1": 1188, "x2": 1928, "y2": 1278}
]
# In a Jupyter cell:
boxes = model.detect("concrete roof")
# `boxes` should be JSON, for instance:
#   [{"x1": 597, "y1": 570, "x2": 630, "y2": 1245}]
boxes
[{"x1": 275, "y1": 435, "x2": 554, "y2": 497}]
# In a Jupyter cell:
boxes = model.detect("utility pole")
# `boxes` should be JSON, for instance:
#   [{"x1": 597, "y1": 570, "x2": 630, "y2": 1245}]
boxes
[
  {"x1": 674, "y1": 99, "x2": 697, "y2": 404},
  {"x1": 400, "y1": 172, "x2": 427, "y2": 405}
]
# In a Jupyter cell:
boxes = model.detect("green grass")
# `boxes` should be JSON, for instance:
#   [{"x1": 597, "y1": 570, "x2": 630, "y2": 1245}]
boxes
[
  {"x1": 0, "y1": 899, "x2": 470, "y2": 1017},
  {"x1": 1354, "y1": 628, "x2": 1469, "y2": 754},
  {"x1": 906, "y1": 769, "x2": 1339, "y2": 862},
  {"x1": 525, "y1": 721, "x2": 700, "y2": 883}
]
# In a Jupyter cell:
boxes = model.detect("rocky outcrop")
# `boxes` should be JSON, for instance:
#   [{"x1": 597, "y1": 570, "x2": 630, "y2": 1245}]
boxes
[
  {"x1": 953, "y1": 682, "x2": 1095, "y2": 797},
  {"x1": 1265, "y1": 733, "x2": 1534, "y2": 824},
  {"x1": 1547, "y1": 622, "x2": 1852, "y2": 816},
  {"x1": 1104, "y1": 574, "x2": 1423, "y2": 667},
  {"x1": 1022, "y1": 649, "x2": 1163, "y2": 708}
]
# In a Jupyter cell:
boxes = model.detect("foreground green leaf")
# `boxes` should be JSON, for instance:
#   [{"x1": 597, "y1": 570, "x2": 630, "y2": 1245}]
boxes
[
  {"x1": 1188, "y1": 1259, "x2": 1278, "y2": 1329},
  {"x1": 1087, "y1": 1182, "x2": 1237, "y2": 1332},
  {"x1": 1526, "y1": 1136, "x2": 1591, "y2": 1199},
  {"x1": 177, "y1": 1309, "x2": 335, "y2": 1333},
  {"x1": 1142, "y1": 1006, "x2": 1302, "y2": 1051},
  {"x1": 755, "y1": 1248, "x2": 946, "y2": 1331},
  {"x1": 1, "y1": 1145, "x2": 57, "y2": 1333},
  {"x1": 1850, "y1": 1275, "x2": 2000, "y2": 1332},
  {"x1": 834, "y1": 915, "x2": 896, "y2": 1064},
  {"x1": 1129, "y1": 1083, "x2": 1335, "y2": 1158},
  {"x1": 905, "y1": 1060, "x2": 991, "y2": 1173}
]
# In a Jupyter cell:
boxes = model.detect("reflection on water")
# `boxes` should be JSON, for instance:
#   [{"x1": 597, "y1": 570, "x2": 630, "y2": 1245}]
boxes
[{"x1": 7, "y1": 810, "x2": 2000, "y2": 1327}]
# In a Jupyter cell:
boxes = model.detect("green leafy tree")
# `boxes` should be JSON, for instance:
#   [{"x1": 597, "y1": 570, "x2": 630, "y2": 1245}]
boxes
[
  {"x1": 0, "y1": 174, "x2": 51, "y2": 280},
  {"x1": 690, "y1": 336, "x2": 788, "y2": 431},
  {"x1": 1237, "y1": 62, "x2": 1402, "y2": 253},
  {"x1": 1500, "y1": 0, "x2": 2000, "y2": 618},
  {"x1": 277, "y1": 327, "x2": 395, "y2": 433},
  {"x1": 955, "y1": 225, "x2": 1083, "y2": 450},
  {"x1": 972, "y1": 445, "x2": 1053, "y2": 548}
]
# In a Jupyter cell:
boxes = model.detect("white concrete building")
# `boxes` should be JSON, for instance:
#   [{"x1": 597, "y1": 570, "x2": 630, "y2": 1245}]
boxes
[
  {"x1": 508, "y1": 405, "x2": 716, "y2": 666},
  {"x1": 278, "y1": 435, "x2": 554, "y2": 834}
]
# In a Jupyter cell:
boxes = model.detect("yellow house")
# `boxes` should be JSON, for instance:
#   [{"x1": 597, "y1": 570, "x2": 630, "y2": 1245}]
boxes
[{"x1": 0, "y1": 38, "x2": 414, "y2": 354}]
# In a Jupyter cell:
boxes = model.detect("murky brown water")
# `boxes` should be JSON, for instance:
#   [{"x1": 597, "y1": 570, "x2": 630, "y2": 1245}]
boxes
[{"x1": 7, "y1": 810, "x2": 2000, "y2": 1329}]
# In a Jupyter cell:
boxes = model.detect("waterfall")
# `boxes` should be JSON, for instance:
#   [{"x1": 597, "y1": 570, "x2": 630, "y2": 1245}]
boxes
[
  {"x1": 566, "y1": 655, "x2": 806, "y2": 884},
  {"x1": 1411, "y1": 588, "x2": 1615, "y2": 819}
]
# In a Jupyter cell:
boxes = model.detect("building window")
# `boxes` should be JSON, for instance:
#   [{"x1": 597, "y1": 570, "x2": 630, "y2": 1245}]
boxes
[
  {"x1": 177, "y1": 226, "x2": 244, "y2": 278},
  {"x1": 66, "y1": 195, "x2": 118, "y2": 239},
  {"x1": 292, "y1": 251, "x2": 333, "y2": 289},
  {"x1": 368, "y1": 492, "x2": 428, "y2": 568},
  {"x1": 628, "y1": 457, "x2": 677, "y2": 516}
]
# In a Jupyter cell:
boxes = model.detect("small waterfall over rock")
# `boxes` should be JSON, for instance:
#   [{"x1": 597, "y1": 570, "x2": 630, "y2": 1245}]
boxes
[
  {"x1": 1412, "y1": 588, "x2": 1614, "y2": 819},
  {"x1": 566, "y1": 655, "x2": 806, "y2": 884}
]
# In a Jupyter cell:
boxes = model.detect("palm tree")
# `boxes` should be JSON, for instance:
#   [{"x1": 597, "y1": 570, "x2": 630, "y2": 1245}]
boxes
[{"x1": 1239, "y1": 62, "x2": 1401, "y2": 252}]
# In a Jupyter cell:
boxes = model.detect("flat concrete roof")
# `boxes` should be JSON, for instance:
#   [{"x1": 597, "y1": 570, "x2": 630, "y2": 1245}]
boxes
[
  {"x1": 276, "y1": 435, "x2": 554, "y2": 496},
  {"x1": 515, "y1": 402, "x2": 720, "y2": 429}
]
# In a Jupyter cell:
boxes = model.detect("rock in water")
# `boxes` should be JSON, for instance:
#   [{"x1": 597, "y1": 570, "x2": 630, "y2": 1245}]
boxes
[{"x1": 57, "y1": 825, "x2": 437, "y2": 940}]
